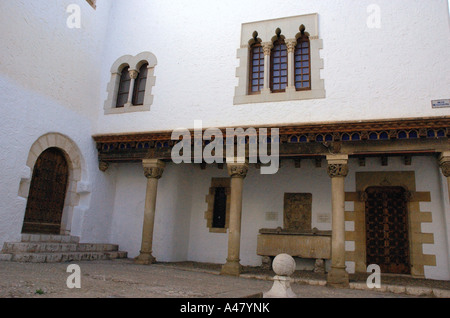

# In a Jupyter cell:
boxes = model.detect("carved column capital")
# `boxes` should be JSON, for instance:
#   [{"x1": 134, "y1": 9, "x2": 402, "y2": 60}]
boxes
[
  {"x1": 286, "y1": 39, "x2": 297, "y2": 53},
  {"x1": 142, "y1": 159, "x2": 165, "y2": 179},
  {"x1": 326, "y1": 155, "x2": 349, "y2": 178},
  {"x1": 439, "y1": 153, "x2": 450, "y2": 178},
  {"x1": 129, "y1": 69, "x2": 139, "y2": 80},
  {"x1": 327, "y1": 164, "x2": 349, "y2": 178},
  {"x1": 144, "y1": 167, "x2": 164, "y2": 179},
  {"x1": 262, "y1": 42, "x2": 274, "y2": 56},
  {"x1": 227, "y1": 162, "x2": 249, "y2": 179},
  {"x1": 440, "y1": 161, "x2": 450, "y2": 178}
]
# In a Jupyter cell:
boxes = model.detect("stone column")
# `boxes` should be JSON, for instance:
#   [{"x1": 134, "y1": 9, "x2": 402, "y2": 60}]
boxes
[
  {"x1": 125, "y1": 69, "x2": 138, "y2": 107},
  {"x1": 135, "y1": 159, "x2": 165, "y2": 265},
  {"x1": 261, "y1": 42, "x2": 273, "y2": 95},
  {"x1": 286, "y1": 39, "x2": 297, "y2": 92},
  {"x1": 221, "y1": 160, "x2": 249, "y2": 276},
  {"x1": 326, "y1": 155, "x2": 349, "y2": 288},
  {"x1": 439, "y1": 152, "x2": 450, "y2": 202}
]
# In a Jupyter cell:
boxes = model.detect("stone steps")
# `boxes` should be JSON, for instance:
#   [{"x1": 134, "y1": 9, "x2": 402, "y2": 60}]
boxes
[
  {"x1": 0, "y1": 234, "x2": 127, "y2": 263},
  {"x1": 21, "y1": 233, "x2": 80, "y2": 244},
  {"x1": 2, "y1": 242, "x2": 119, "y2": 253}
]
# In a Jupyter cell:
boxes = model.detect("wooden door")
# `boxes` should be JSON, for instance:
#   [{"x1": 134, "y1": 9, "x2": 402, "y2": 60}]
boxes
[
  {"x1": 365, "y1": 186, "x2": 410, "y2": 274},
  {"x1": 22, "y1": 148, "x2": 69, "y2": 235}
]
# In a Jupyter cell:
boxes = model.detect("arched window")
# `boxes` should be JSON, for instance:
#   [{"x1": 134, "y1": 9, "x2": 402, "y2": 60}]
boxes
[
  {"x1": 132, "y1": 63, "x2": 149, "y2": 106},
  {"x1": 249, "y1": 43, "x2": 264, "y2": 94},
  {"x1": 105, "y1": 52, "x2": 157, "y2": 115},
  {"x1": 294, "y1": 33, "x2": 311, "y2": 91},
  {"x1": 234, "y1": 14, "x2": 325, "y2": 105},
  {"x1": 116, "y1": 66, "x2": 131, "y2": 108},
  {"x1": 271, "y1": 38, "x2": 288, "y2": 92}
]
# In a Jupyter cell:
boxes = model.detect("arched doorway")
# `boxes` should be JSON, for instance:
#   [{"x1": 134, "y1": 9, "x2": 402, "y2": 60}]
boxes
[
  {"x1": 365, "y1": 186, "x2": 411, "y2": 275},
  {"x1": 22, "y1": 147, "x2": 69, "y2": 235}
]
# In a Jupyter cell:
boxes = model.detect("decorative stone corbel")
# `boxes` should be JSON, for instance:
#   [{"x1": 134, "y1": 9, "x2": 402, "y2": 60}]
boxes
[{"x1": 99, "y1": 161, "x2": 109, "y2": 172}]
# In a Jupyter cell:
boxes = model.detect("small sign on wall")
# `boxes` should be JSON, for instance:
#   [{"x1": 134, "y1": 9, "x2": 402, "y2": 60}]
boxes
[
  {"x1": 432, "y1": 99, "x2": 450, "y2": 108},
  {"x1": 317, "y1": 214, "x2": 330, "y2": 223}
]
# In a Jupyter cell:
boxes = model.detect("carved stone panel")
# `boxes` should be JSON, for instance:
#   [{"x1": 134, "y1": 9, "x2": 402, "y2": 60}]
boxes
[{"x1": 283, "y1": 193, "x2": 312, "y2": 232}]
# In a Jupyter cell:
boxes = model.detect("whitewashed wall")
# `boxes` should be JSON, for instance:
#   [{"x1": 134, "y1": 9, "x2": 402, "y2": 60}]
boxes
[
  {"x1": 0, "y1": 0, "x2": 448, "y2": 281},
  {"x1": 108, "y1": 156, "x2": 449, "y2": 280},
  {"x1": 109, "y1": 162, "x2": 193, "y2": 262},
  {"x1": 0, "y1": 0, "x2": 114, "y2": 245},
  {"x1": 96, "y1": 0, "x2": 450, "y2": 134}
]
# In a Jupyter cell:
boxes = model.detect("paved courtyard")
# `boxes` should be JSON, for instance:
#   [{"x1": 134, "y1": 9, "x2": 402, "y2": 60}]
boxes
[{"x1": 1, "y1": 259, "x2": 448, "y2": 299}]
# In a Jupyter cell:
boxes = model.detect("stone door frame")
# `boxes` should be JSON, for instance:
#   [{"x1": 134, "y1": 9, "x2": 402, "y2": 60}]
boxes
[
  {"x1": 18, "y1": 133, "x2": 88, "y2": 235},
  {"x1": 345, "y1": 171, "x2": 436, "y2": 278}
]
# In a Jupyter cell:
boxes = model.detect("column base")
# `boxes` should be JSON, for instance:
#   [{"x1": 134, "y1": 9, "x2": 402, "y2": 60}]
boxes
[
  {"x1": 221, "y1": 259, "x2": 242, "y2": 276},
  {"x1": 326, "y1": 266, "x2": 349, "y2": 288},
  {"x1": 134, "y1": 252, "x2": 156, "y2": 265}
]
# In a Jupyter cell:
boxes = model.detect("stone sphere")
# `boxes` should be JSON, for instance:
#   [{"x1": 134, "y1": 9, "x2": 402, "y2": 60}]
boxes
[{"x1": 272, "y1": 254, "x2": 296, "y2": 276}]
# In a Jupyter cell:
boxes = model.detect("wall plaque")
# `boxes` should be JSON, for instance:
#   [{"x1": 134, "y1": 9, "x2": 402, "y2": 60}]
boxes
[
  {"x1": 284, "y1": 193, "x2": 312, "y2": 231},
  {"x1": 432, "y1": 99, "x2": 450, "y2": 108}
]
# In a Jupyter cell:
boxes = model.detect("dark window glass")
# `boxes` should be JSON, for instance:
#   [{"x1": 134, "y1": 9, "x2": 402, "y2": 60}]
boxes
[
  {"x1": 294, "y1": 35, "x2": 311, "y2": 91},
  {"x1": 212, "y1": 187, "x2": 227, "y2": 228},
  {"x1": 271, "y1": 40, "x2": 287, "y2": 92},
  {"x1": 249, "y1": 44, "x2": 264, "y2": 94},
  {"x1": 116, "y1": 66, "x2": 131, "y2": 108},
  {"x1": 132, "y1": 63, "x2": 148, "y2": 106}
]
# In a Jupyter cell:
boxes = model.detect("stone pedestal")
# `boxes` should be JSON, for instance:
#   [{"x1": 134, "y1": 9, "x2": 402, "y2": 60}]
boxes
[
  {"x1": 221, "y1": 160, "x2": 248, "y2": 276},
  {"x1": 264, "y1": 254, "x2": 297, "y2": 298},
  {"x1": 326, "y1": 155, "x2": 349, "y2": 288},
  {"x1": 135, "y1": 159, "x2": 165, "y2": 265}
]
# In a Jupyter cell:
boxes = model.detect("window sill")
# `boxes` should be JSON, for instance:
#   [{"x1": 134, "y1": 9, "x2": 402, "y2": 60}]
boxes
[
  {"x1": 104, "y1": 103, "x2": 151, "y2": 115},
  {"x1": 233, "y1": 86, "x2": 325, "y2": 105},
  {"x1": 209, "y1": 228, "x2": 228, "y2": 234}
]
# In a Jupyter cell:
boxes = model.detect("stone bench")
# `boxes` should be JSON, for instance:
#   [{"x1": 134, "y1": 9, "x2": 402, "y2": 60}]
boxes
[{"x1": 257, "y1": 228, "x2": 331, "y2": 273}]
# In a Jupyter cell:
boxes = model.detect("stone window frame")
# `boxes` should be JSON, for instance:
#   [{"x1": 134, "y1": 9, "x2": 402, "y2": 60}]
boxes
[
  {"x1": 234, "y1": 13, "x2": 325, "y2": 105},
  {"x1": 104, "y1": 52, "x2": 157, "y2": 115},
  {"x1": 205, "y1": 178, "x2": 231, "y2": 233}
]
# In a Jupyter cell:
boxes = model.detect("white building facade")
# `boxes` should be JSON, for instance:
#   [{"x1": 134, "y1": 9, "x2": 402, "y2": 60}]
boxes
[{"x1": 1, "y1": 0, "x2": 449, "y2": 285}]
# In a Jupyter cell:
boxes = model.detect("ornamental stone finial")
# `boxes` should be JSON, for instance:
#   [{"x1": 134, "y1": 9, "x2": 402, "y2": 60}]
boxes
[{"x1": 263, "y1": 254, "x2": 297, "y2": 298}]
